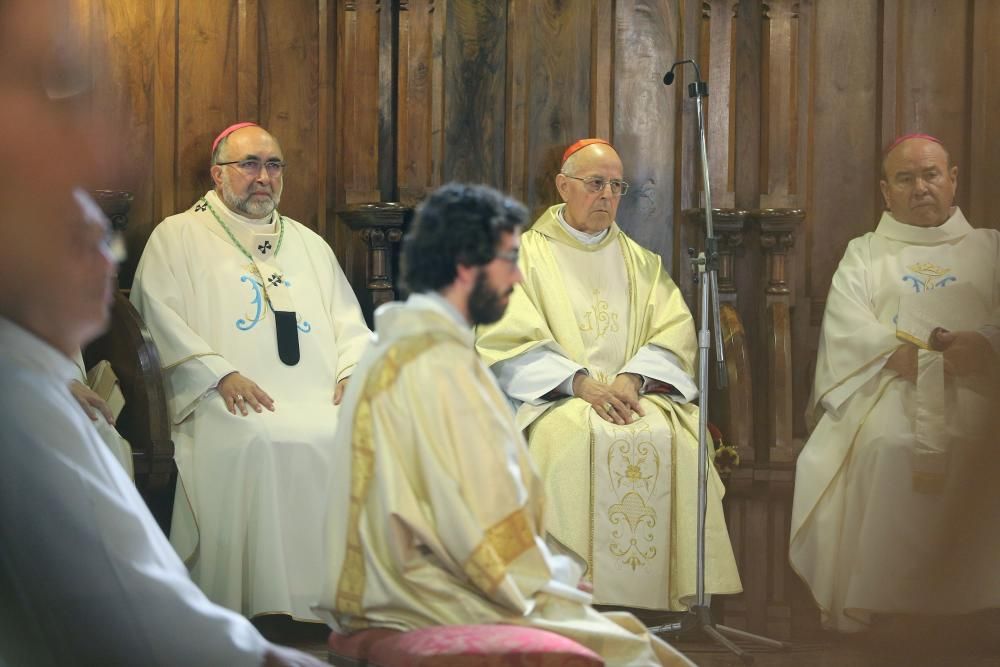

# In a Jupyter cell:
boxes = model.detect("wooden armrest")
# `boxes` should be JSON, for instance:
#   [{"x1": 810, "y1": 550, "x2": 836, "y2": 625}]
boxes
[{"x1": 84, "y1": 291, "x2": 174, "y2": 491}]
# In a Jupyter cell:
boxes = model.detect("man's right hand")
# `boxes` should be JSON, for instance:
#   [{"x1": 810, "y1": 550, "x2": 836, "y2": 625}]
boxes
[
  {"x1": 573, "y1": 373, "x2": 641, "y2": 426},
  {"x1": 218, "y1": 372, "x2": 275, "y2": 416},
  {"x1": 885, "y1": 343, "x2": 917, "y2": 383},
  {"x1": 68, "y1": 379, "x2": 116, "y2": 425}
]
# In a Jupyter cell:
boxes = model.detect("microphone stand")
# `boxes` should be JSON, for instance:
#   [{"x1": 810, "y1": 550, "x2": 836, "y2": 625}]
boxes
[{"x1": 656, "y1": 59, "x2": 790, "y2": 665}]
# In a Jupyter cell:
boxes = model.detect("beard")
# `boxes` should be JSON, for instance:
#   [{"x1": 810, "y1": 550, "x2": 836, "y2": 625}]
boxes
[
  {"x1": 468, "y1": 269, "x2": 511, "y2": 326},
  {"x1": 220, "y1": 175, "x2": 281, "y2": 218}
]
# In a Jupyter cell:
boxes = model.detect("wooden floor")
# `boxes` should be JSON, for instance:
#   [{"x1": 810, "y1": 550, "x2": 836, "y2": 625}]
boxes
[{"x1": 276, "y1": 614, "x2": 1000, "y2": 667}]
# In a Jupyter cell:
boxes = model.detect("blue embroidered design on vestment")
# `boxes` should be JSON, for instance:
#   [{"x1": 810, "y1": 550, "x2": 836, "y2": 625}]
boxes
[
  {"x1": 901, "y1": 262, "x2": 957, "y2": 293},
  {"x1": 233, "y1": 273, "x2": 312, "y2": 334},
  {"x1": 236, "y1": 275, "x2": 265, "y2": 331}
]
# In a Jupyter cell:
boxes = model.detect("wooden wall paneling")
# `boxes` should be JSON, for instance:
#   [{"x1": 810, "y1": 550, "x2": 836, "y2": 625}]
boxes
[
  {"x1": 705, "y1": 0, "x2": 736, "y2": 210},
  {"x1": 85, "y1": 0, "x2": 166, "y2": 287},
  {"x1": 890, "y1": 0, "x2": 972, "y2": 214},
  {"x1": 429, "y1": 0, "x2": 446, "y2": 194},
  {"x1": 590, "y1": 0, "x2": 614, "y2": 143},
  {"x1": 236, "y1": 0, "x2": 259, "y2": 122},
  {"x1": 515, "y1": 1, "x2": 593, "y2": 219},
  {"x1": 176, "y1": 0, "x2": 241, "y2": 212},
  {"x1": 378, "y1": 0, "x2": 399, "y2": 202},
  {"x1": 504, "y1": 0, "x2": 529, "y2": 203},
  {"x1": 758, "y1": 0, "x2": 801, "y2": 208},
  {"x1": 318, "y1": 0, "x2": 335, "y2": 239},
  {"x1": 969, "y1": 0, "x2": 1000, "y2": 231},
  {"x1": 613, "y1": 0, "x2": 680, "y2": 265},
  {"x1": 806, "y1": 0, "x2": 879, "y2": 347},
  {"x1": 337, "y1": 0, "x2": 383, "y2": 209},
  {"x1": 878, "y1": 0, "x2": 899, "y2": 197},
  {"x1": 260, "y1": 0, "x2": 321, "y2": 231},
  {"x1": 152, "y1": 0, "x2": 178, "y2": 242},
  {"x1": 440, "y1": 0, "x2": 507, "y2": 187},
  {"x1": 334, "y1": 0, "x2": 385, "y2": 313},
  {"x1": 732, "y1": 0, "x2": 761, "y2": 211},
  {"x1": 397, "y1": 0, "x2": 440, "y2": 206}
]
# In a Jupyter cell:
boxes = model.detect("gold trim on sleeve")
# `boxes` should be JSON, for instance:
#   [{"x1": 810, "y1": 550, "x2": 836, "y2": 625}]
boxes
[{"x1": 463, "y1": 507, "x2": 536, "y2": 594}]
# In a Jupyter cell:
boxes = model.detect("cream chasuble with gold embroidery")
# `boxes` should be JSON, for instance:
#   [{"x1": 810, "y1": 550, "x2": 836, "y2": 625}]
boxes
[
  {"x1": 131, "y1": 190, "x2": 371, "y2": 621},
  {"x1": 315, "y1": 295, "x2": 694, "y2": 666},
  {"x1": 476, "y1": 205, "x2": 741, "y2": 611},
  {"x1": 790, "y1": 208, "x2": 1000, "y2": 632}
]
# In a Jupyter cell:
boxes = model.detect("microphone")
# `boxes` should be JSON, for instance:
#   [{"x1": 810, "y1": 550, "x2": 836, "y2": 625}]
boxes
[{"x1": 662, "y1": 59, "x2": 707, "y2": 98}]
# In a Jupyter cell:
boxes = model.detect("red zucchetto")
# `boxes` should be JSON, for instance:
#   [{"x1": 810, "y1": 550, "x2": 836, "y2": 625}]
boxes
[
  {"x1": 561, "y1": 138, "x2": 612, "y2": 166},
  {"x1": 883, "y1": 133, "x2": 943, "y2": 155},
  {"x1": 211, "y1": 122, "x2": 259, "y2": 155}
]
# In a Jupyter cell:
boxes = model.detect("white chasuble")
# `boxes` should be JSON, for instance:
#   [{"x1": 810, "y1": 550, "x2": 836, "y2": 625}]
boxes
[
  {"x1": 131, "y1": 190, "x2": 371, "y2": 621},
  {"x1": 790, "y1": 208, "x2": 1000, "y2": 632},
  {"x1": 477, "y1": 205, "x2": 742, "y2": 612},
  {"x1": 316, "y1": 296, "x2": 695, "y2": 667}
]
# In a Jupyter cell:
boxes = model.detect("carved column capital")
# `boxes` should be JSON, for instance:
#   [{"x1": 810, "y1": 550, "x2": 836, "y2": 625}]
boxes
[
  {"x1": 683, "y1": 208, "x2": 749, "y2": 295},
  {"x1": 90, "y1": 189, "x2": 134, "y2": 232},
  {"x1": 751, "y1": 208, "x2": 804, "y2": 295},
  {"x1": 340, "y1": 201, "x2": 411, "y2": 306}
]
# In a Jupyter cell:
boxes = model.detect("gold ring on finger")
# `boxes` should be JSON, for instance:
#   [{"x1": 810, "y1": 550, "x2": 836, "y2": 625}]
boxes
[{"x1": 603, "y1": 403, "x2": 612, "y2": 412}]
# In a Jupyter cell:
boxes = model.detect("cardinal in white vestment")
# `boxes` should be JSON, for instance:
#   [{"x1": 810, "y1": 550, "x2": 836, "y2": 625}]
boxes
[
  {"x1": 475, "y1": 139, "x2": 741, "y2": 611},
  {"x1": 316, "y1": 183, "x2": 694, "y2": 666},
  {"x1": 790, "y1": 134, "x2": 1000, "y2": 632},
  {"x1": 131, "y1": 123, "x2": 371, "y2": 621}
]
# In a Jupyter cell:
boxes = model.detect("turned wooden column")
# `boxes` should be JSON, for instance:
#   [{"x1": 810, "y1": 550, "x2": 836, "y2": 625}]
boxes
[
  {"x1": 90, "y1": 190, "x2": 134, "y2": 290},
  {"x1": 752, "y1": 208, "x2": 804, "y2": 465},
  {"x1": 340, "y1": 202, "x2": 411, "y2": 323},
  {"x1": 682, "y1": 208, "x2": 754, "y2": 469}
]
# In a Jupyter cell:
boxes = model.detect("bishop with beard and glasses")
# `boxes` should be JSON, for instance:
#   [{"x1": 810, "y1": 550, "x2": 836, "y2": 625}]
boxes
[{"x1": 130, "y1": 122, "x2": 371, "y2": 624}]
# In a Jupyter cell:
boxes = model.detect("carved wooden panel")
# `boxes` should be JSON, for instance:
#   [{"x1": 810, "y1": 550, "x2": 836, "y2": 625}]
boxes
[
  {"x1": 397, "y1": 0, "x2": 441, "y2": 205},
  {"x1": 441, "y1": 1, "x2": 508, "y2": 187},
  {"x1": 337, "y1": 0, "x2": 382, "y2": 207},
  {"x1": 969, "y1": 0, "x2": 1000, "y2": 232},
  {"x1": 613, "y1": 0, "x2": 679, "y2": 265},
  {"x1": 260, "y1": 1, "x2": 322, "y2": 230}
]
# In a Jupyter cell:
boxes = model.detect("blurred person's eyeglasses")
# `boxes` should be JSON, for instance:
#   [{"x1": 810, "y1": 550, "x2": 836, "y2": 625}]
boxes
[
  {"x1": 494, "y1": 249, "x2": 520, "y2": 265},
  {"x1": 216, "y1": 159, "x2": 287, "y2": 177},
  {"x1": 562, "y1": 175, "x2": 629, "y2": 197}
]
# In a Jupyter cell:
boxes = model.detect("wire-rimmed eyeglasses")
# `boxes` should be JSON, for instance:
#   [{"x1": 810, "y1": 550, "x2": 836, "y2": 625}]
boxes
[
  {"x1": 562, "y1": 174, "x2": 629, "y2": 197},
  {"x1": 216, "y1": 159, "x2": 287, "y2": 177}
]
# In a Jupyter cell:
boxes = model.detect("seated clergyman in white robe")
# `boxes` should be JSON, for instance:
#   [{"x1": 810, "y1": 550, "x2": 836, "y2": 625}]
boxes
[
  {"x1": 316, "y1": 183, "x2": 693, "y2": 666},
  {"x1": 476, "y1": 140, "x2": 741, "y2": 611},
  {"x1": 790, "y1": 134, "x2": 1000, "y2": 632},
  {"x1": 131, "y1": 123, "x2": 371, "y2": 621}
]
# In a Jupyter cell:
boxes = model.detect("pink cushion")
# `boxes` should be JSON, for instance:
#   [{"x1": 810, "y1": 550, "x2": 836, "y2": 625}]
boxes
[
  {"x1": 328, "y1": 628, "x2": 401, "y2": 663},
  {"x1": 367, "y1": 624, "x2": 604, "y2": 667}
]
